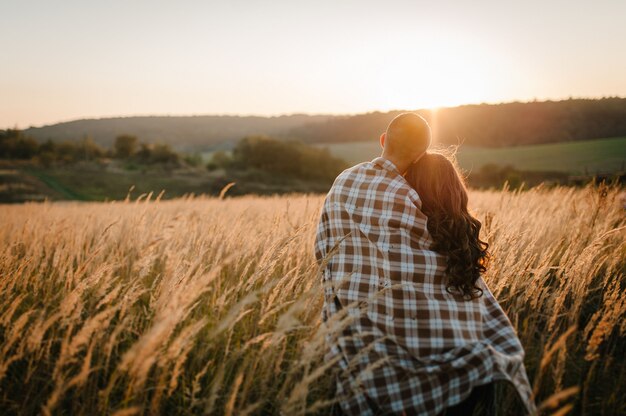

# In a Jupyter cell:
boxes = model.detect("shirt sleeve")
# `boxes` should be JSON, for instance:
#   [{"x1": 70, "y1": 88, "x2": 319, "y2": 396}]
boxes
[{"x1": 314, "y1": 206, "x2": 329, "y2": 265}]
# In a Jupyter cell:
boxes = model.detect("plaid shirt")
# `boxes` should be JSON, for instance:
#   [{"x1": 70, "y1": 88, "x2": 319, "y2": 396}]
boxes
[{"x1": 314, "y1": 157, "x2": 535, "y2": 415}]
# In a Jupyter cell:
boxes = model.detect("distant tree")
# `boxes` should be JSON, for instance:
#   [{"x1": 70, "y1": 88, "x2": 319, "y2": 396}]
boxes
[
  {"x1": 0, "y1": 130, "x2": 16, "y2": 158},
  {"x1": 114, "y1": 135, "x2": 138, "y2": 158},
  {"x1": 207, "y1": 151, "x2": 232, "y2": 170},
  {"x1": 39, "y1": 139, "x2": 57, "y2": 154},
  {"x1": 231, "y1": 136, "x2": 348, "y2": 181},
  {"x1": 297, "y1": 145, "x2": 346, "y2": 181},
  {"x1": 18, "y1": 136, "x2": 40, "y2": 159},
  {"x1": 38, "y1": 151, "x2": 55, "y2": 168},
  {"x1": 183, "y1": 153, "x2": 203, "y2": 167},
  {"x1": 149, "y1": 143, "x2": 179, "y2": 164},
  {"x1": 36, "y1": 139, "x2": 57, "y2": 167},
  {"x1": 0, "y1": 129, "x2": 39, "y2": 159},
  {"x1": 135, "y1": 143, "x2": 153, "y2": 162},
  {"x1": 77, "y1": 136, "x2": 105, "y2": 160},
  {"x1": 131, "y1": 142, "x2": 180, "y2": 165},
  {"x1": 57, "y1": 141, "x2": 79, "y2": 163},
  {"x1": 232, "y1": 136, "x2": 299, "y2": 173}
]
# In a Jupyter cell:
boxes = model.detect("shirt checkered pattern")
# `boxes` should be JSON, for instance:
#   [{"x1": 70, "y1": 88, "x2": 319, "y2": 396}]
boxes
[{"x1": 314, "y1": 157, "x2": 535, "y2": 415}]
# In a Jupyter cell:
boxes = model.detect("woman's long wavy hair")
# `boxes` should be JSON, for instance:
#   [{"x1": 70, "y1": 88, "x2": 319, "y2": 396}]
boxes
[{"x1": 405, "y1": 152, "x2": 489, "y2": 299}]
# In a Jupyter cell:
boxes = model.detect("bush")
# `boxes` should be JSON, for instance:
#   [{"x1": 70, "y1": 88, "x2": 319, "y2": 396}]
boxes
[
  {"x1": 207, "y1": 151, "x2": 233, "y2": 171},
  {"x1": 183, "y1": 153, "x2": 203, "y2": 167},
  {"x1": 133, "y1": 142, "x2": 180, "y2": 165},
  {"x1": 0, "y1": 129, "x2": 39, "y2": 159},
  {"x1": 114, "y1": 135, "x2": 139, "y2": 158},
  {"x1": 149, "y1": 143, "x2": 179, "y2": 164},
  {"x1": 231, "y1": 136, "x2": 348, "y2": 181}
]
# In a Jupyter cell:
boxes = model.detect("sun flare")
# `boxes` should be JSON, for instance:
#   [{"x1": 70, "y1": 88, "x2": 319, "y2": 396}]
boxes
[{"x1": 374, "y1": 34, "x2": 498, "y2": 110}]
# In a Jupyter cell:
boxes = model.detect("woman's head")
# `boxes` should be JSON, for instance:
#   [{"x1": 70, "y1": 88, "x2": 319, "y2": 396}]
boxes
[
  {"x1": 405, "y1": 152, "x2": 469, "y2": 219},
  {"x1": 405, "y1": 152, "x2": 489, "y2": 299}
]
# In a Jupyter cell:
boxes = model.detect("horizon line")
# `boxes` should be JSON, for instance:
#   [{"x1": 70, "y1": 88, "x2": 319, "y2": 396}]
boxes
[{"x1": 6, "y1": 94, "x2": 624, "y2": 130}]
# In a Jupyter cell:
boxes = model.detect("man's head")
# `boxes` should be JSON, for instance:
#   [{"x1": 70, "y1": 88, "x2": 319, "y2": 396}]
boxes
[{"x1": 379, "y1": 113, "x2": 431, "y2": 173}]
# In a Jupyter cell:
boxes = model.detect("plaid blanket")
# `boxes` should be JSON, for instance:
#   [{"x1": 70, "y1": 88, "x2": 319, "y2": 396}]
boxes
[{"x1": 314, "y1": 157, "x2": 535, "y2": 415}]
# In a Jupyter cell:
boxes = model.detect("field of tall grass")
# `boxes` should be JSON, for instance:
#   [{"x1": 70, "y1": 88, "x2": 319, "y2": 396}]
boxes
[{"x1": 0, "y1": 184, "x2": 624, "y2": 415}]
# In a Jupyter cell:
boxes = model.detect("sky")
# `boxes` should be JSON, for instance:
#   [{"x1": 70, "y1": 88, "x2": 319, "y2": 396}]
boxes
[{"x1": 1, "y1": 0, "x2": 625, "y2": 128}]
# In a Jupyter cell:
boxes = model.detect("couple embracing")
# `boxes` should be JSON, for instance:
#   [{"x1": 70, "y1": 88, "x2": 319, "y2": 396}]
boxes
[{"x1": 314, "y1": 113, "x2": 535, "y2": 415}]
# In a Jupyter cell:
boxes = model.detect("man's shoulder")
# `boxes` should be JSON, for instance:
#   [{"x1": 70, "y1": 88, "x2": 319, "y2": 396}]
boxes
[
  {"x1": 334, "y1": 160, "x2": 393, "y2": 185},
  {"x1": 328, "y1": 161, "x2": 374, "y2": 190},
  {"x1": 337, "y1": 161, "x2": 374, "y2": 177},
  {"x1": 328, "y1": 159, "x2": 414, "y2": 200}
]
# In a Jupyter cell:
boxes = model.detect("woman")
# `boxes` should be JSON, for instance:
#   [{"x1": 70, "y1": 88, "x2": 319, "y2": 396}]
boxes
[
  {"x1": 405, "y1": 152, "x2": 488, "y2": 301},
  {"x1": 404, "y1": 152, "x2": 533, "y2": 416}
]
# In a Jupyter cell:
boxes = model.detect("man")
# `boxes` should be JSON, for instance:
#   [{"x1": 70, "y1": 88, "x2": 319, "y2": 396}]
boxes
[{"x1": 314, "y1": 113, "x2": 534, "y2": 415}]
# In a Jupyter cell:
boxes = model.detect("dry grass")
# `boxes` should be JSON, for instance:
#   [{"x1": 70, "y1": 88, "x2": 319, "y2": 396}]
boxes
[{"x1": 0, "y1": 184, "x2": 624, "y2": 415}]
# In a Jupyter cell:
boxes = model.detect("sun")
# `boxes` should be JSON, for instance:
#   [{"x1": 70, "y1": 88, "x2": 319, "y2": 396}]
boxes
[{"x1": 373, "y1": 33, "x2": 499, "y2": 111}]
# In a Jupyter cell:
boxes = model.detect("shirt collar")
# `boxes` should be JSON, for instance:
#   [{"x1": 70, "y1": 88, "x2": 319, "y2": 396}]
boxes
[{"x1": 372, "y1": 156, "x2": 402, "y2": 176}]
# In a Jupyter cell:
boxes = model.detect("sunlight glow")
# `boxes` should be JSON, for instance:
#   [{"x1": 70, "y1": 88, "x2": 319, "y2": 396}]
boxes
[{"x1": 374, "y1": 34, "x2": 495, "y2": 110}]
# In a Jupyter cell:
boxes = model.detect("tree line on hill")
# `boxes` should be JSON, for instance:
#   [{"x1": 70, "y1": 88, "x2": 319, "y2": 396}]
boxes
[
  {"x1": 17, "y1": 97, "x2": 626, "y2": 150},
  {"x1": 288, "y1": 97, "x2": 626, "y2": 147},
  {"x1": 0, "y1": 129, "x2": 181, "y2": 167},
  {"x1": 0, "y1": 129, "x2": 348, "y2": 184}
]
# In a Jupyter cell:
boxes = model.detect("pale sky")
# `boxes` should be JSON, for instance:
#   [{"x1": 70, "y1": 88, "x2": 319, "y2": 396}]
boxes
[{"x1": 1, "y1": 0, "x2": 625, "y2": 128}]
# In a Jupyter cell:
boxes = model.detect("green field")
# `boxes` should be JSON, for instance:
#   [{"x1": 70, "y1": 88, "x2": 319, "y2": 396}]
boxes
[{"x1": 316, "y1": 137, "x2": 626, "y2": 174}]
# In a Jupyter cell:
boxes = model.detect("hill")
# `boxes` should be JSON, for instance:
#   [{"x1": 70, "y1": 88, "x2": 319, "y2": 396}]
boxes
[
  {"x1": 291, "y1": 97, "x2": 626, "y2": 147},
  {"x1": 18, "y1": 97, "x2": 626, "y2": 150},
  {"x1": 22, "y1": 114, "x2": 334, "y2": 152}
]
